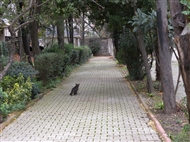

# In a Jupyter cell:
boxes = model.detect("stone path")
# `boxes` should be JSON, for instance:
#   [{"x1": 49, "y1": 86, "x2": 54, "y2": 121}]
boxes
[{"x1": 0, "y1": 57, "x2": 161, "y2": 142}]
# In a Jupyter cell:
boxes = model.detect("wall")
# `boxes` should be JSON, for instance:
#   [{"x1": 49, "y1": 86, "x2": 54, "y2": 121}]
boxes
[{"x1": 85, "y1": 38, "x2": 115, "y2": 57}]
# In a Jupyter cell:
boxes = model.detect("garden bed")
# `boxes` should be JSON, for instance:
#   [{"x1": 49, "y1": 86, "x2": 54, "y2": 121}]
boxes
[
  {"x1": 130, "y1": 80, "x2": 190, "y2": 141},
  {"x1": 117, "y1": 64, "x2": 190, "y2": 141}
]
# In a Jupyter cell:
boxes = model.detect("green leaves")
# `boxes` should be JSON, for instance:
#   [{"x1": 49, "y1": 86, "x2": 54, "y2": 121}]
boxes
[
  {"x1": 88, "y1": 38, "x2": 101, "y2": 56},
  {"x1": 154, "y1": 101, "x2": 164, "y2": 110},
  {"x1": 6, "y1": 61, "x2": 39, "y2": 79},
  {"x1": 180, "y1": 0, "x2": 190, "y2": 9},
  {"x1": 0, "y1": 73, "x2": 33, "y2": 118},
  {"x1": 180, "y1": 0, "x2": 190, "y2": 16},
  {"x1": 129, "y1": 8, "x2": 156, "y2": 33},
  {"x1": 55, "y1": 1, "x2": 74, "y2": 17},
  {"x1": 109, "y1": 0, "x2": 137, "y2": 4}
]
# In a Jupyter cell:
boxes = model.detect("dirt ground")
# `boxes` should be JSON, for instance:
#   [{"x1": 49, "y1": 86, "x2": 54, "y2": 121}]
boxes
[{"x1": 129, "y1": 79, "x2": 190, "y2": 140}]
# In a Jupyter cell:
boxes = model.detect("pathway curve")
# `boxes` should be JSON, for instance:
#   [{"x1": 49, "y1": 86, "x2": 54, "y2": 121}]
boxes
[{"x1": 0, "y1": 57, "x2": 161, "y2": 142}]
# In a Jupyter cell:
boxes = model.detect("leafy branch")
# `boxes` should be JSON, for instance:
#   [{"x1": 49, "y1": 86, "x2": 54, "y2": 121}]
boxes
[{"x1": 180, "y1": 0, "x2": 190, "y2": 16}]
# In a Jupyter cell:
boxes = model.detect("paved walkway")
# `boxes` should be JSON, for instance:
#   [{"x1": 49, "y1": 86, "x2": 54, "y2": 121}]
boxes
[{"x1": 0, "y1": 57, "x2": 161, "y2": 142}]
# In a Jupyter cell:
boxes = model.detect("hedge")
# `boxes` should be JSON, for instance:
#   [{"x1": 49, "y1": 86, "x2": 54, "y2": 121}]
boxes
[{"x1": 35, "y1": 44, "x2": 92, "y2": 85}]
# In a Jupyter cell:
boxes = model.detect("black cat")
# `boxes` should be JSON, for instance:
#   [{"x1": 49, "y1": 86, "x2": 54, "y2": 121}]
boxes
[{"x1": 70, "y1": 83, "x2": 80, "y2": 96}]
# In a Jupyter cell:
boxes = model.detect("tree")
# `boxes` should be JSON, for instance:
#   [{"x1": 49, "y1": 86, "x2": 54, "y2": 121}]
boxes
[
  {"x1": 56, "y1": 19, "x2": 65, "y2": 50},
  {"x1": 68, "y1": 15, "x2": 74, "y2": 44},
  {"x1": 156, "y1": 0, "x2": 176, "y2": 113},
  {"x1": 53, "y1": 0, "x2": 76, "y2": 49},
  {"x1": 129, "y1": 8, "x2": 155, "y2": 93},
  {"x1": 18, "y1": 1, "x2": 33, "y2": 65},
  {"x1": 30, "y1": 0, "x2": 42, "y2": 56},
  {"x1": 117, "y1": 29, "x2": 146, "y2": 80},
  {"x1": 0, "y1": 0, "x2": 43, "y2": 80},
  {"x1": 169, "y1": 0, "x2": 190, "y2": 122},
  {"x1": 86, "y1": 0, "x2": 158, "y2": 85}
]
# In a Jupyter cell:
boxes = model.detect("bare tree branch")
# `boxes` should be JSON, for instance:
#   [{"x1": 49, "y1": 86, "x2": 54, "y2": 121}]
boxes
[
  {"x1": 84, "y1": 20, "x2": 102, "y2": 37},
  {"x1": 11, "y1": 1, "x2": 36, "y2": 27},
  {"x1": 171, "y1": 42, "x2": 181, "y2": 95},
  {"x1": 0, "y1": 40, "x2": 15, "y2": 80},
  {"x1": 0, "y1": 0, "x2": 47, "y2": 81},
  {"x1": 91, "y1": 0, "x2": 105, "y2": 9},
  {"x1": 35, "y1": 0, "x2": 50, "y2": 7},
  {"x1": 15, "y1": 20, "x2": 34, "y2": 31}
]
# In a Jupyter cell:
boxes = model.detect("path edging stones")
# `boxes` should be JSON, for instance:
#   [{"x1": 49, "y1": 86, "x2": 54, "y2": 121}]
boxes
[{"x1": 127, "y1": 82, "x2": 171, "y2": 142}]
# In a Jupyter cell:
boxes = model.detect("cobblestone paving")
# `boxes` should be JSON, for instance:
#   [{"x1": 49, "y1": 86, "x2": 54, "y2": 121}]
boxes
[{"x1": 0, "y1": 57, "x2": 161, "y2": 142}]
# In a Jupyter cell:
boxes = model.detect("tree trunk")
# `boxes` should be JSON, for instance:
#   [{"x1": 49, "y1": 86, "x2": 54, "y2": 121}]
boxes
[
  {"x1": 18, "y1": 2, "x2": 33, "y2": 65},
  {"x1": 157, "y1": 0, "x2": 176, "y2": 114},
  {"x1": 56, "y1": 19, "x2": 65, "y2": 50},
  {"x1": 155, "y1": 44, "x2": 161, "y2": 81},
  {"x1": 30, "y1": 20, "x2": 41, "y2": 55},
  {"x1": 18, "y1": 29, "x2": 24, "y2": 61},
  {"x1": 0, "y1": 26, "x2": 16, "y2": 81},
  {"x1": 30, "y1": 0, "x2": 42, "y2": 56},
  {"x1": 137, "y1": 29, "x2": 155, "y2": 93},
  {"x1": 68, "y1": 15, "x2": 74, "y2": 44},
  {"x1": 0, "y1": 62, "x2": 3, "y2": 72},
  {"x1": 81, "y1": 12, "x2": 85, "y2": 46},
  {"x1": 175, "y1": 35, "x2": 190, "y2": 122},
  {"x1": 66, "y1": 20, "x2": 70, "y2": 43},
  {"x1": 113, "y1": 29, "x2": 119, "y2": 53},
  {"x1": 0, "y1": 0, "x2": 38, "y2": 80},
  {"x1": 21, "y1": 27, "x2": 33, "y2": 65},
  {"x1": 169, "y1": 0, "x2": 190, "y2": 122}
]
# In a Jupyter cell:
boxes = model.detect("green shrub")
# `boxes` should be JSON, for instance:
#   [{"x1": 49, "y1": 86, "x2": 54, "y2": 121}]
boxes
[
  {"x1": 70, "y1": 50, "x2": 80, "y2": 64},
  {"x1": 0, "y1": 56, "x2": 8, "y2": 63},
  {"x1": 75, "y1": 46, "x2": 92, "y2": 64},
  {"x1": 36, "y1": 43, "x2": 91, "y2": 85},
  {"x1": 0, "y1": 87, "x2": 9, "y2": 118},
  {"x1": 117, "y1": 30, "x2": 145, "y2": 80},
  {"x1": 6, "y1": 62, "x2": 39, "y2": 98},
  {"x1": 43, "y1": 43, "x2": 74, "y2": 55},
  {"x1": 6, "y1": 61, "x2": 39, "y2": 79},
  {"x1": 0, "y1": 73, "x2": 33, "y2": 118},
  {"x1": 43, "y1": 42, "x2": 60, "y2": 53},
  {"x1": 154, "y1": 101, "x2": 164, "y2": 110},
  {"x1": 83, "y1": 46, "x2": 92, "y2": 60},
  {"x1": 35, "y1": 52, "x2": 65, "y2": 85},
  {"x1": 88, "y1": 38, "x2": 101, "y2": 55},
  {"x1": 44, "y1": 77, "x2": 62, "y2": 89},
  {"x1": 75, "y1": 47, "x2": 84, "y2": 64},
  {"x1": 0, "y1": 56, "x2": 8, "y2": 71},
  {"x1": 0, "y1": 103, "x2": 9, "y2": 119},
  {"x1": 65, "y1": 44, "x2": 74, "y2": 55},
  {"x1": 1, "y1": 74, "x2": 33, "y2": 103},
  {"x1": 0, "y1": 41, "x2": 9, "y2": 56},
  {"x1": 31, "y1": 83, "x2": 41, "y2": 99}
]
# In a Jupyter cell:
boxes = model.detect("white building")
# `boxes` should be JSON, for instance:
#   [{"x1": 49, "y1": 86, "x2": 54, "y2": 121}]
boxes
[{"x1": 0, "y1": 19, "x2": 10, "y2": 41}]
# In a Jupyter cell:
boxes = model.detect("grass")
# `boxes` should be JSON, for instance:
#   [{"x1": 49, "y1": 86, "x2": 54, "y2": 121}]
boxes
[
  {"x1": 172, "y1": 124, "x2": 190, "y2": 142},
  {"x1": 147, "y1": 93, "x2": 154, "y2": 97}
]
